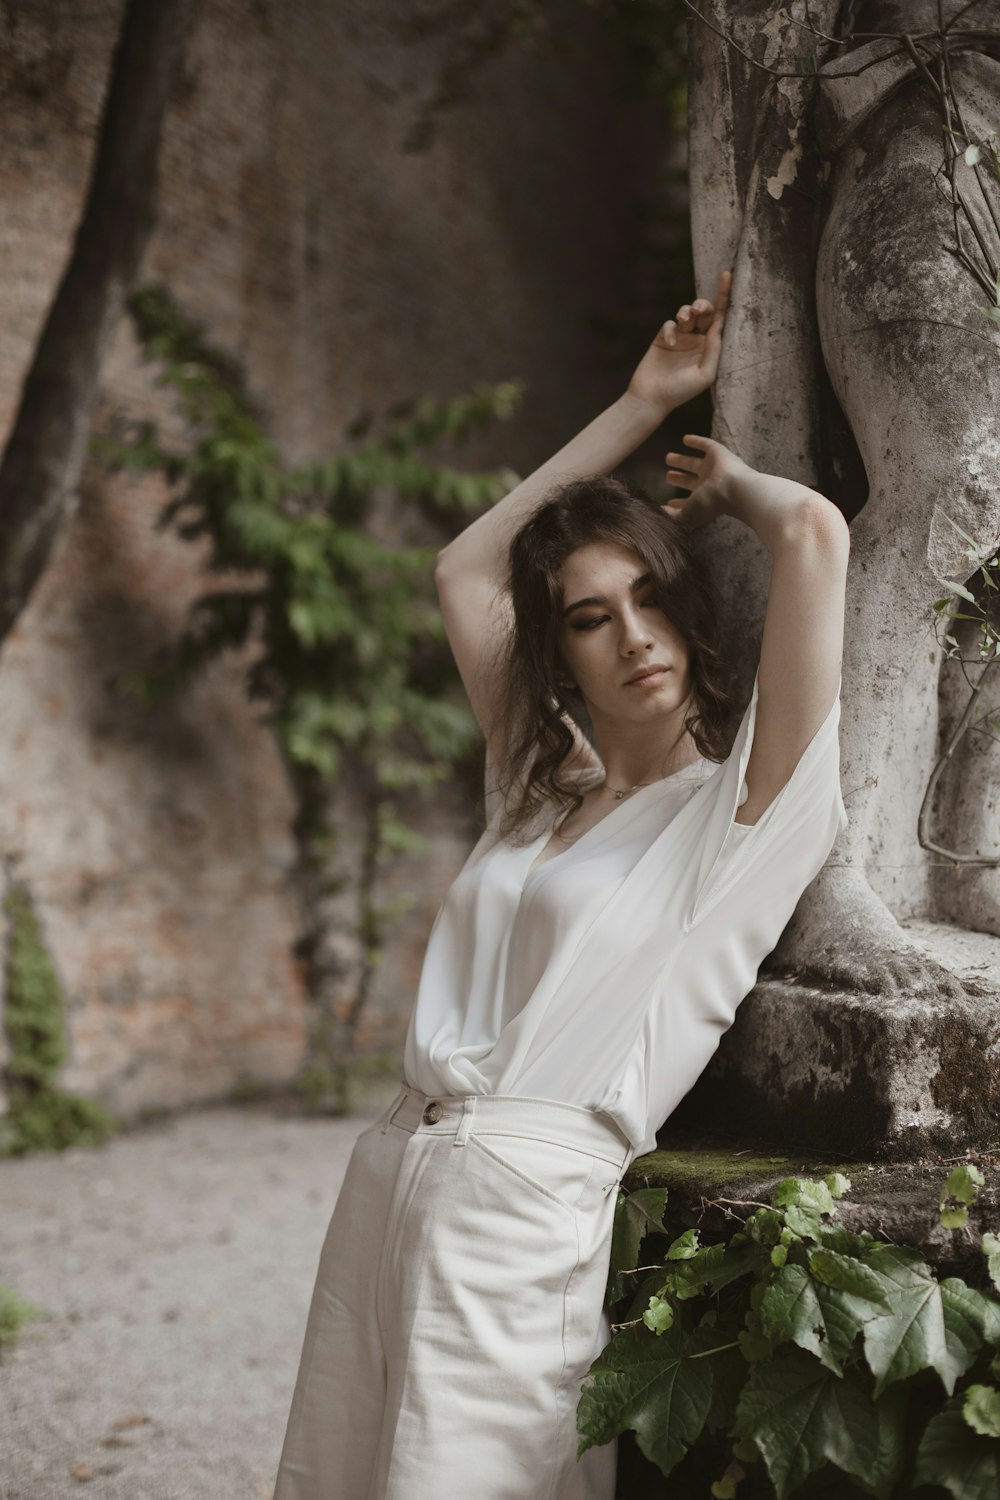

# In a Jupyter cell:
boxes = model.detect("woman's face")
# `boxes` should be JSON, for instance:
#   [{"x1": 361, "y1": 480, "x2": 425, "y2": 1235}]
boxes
[{"x1": 556, "y1": 541, "x2": 693, "y2": 729}]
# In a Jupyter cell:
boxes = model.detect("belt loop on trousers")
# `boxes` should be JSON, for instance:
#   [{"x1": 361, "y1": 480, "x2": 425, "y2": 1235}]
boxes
[
  {"x1": 381, "y1": 1084, "x2": 408, "y2": 1134},
  {"x1": 453, "y1": 1095, "x2": 476, "y2": 1147}
]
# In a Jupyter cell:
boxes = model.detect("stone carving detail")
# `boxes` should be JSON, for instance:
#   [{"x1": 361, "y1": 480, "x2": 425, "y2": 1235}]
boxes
[{"x1": 688, "y1": 0, "x2": 1000, "y2": 997}]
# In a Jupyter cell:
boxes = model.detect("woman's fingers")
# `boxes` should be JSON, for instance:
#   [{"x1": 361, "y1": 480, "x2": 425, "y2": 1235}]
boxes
[
  {"x1": 691, "y1": 298, "x2": 714, "y2": 333},
  {"x1": 665, "y1": 452, "x2": 699, "y2": 489},
  {"x1": 669, "y1": 273, "x2": 731, "y2": 339},
  {"x1": 681, "y1": 433, "x2": 714, "y2": 453},
  {"x1": 677, "y1": 298, "x2": 713, "y2": 334},
  {"x1": 665, "y1": 449, "x2": 701, "y2": 469}
]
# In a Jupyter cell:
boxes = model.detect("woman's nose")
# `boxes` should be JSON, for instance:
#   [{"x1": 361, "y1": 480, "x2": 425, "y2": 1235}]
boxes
[{"x1": 619, "y1": 609, "x2": 653, "y2": 653}]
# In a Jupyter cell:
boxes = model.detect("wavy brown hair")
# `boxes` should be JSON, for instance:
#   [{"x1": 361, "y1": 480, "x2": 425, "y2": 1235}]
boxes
[{"x1": 493, "y1": 474, "x2": 736, "y2": 843}]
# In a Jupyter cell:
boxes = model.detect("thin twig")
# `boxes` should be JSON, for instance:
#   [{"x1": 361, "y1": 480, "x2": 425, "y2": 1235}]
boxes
[
  {"x1": 941, "y1": 29, "x2": 1000, "y2": 250},
  {"x1": 919, "y1": 657, "x2": 1000, "y2": 864},
  {"x1": 701, "y1": 1196, "x2": 773, "y2": 1212},
  {"x1": 679, "y1": 0, "x2": 911, "y2": 80}
]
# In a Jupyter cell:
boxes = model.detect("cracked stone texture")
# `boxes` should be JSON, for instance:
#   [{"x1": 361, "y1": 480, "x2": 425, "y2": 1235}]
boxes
[
  {"x1": 671, "y1": 924, "x2": 1000, "y2": 1160},
  {"x1": 0, "y1": 1083, "x2": 400, "y2": 1500}
]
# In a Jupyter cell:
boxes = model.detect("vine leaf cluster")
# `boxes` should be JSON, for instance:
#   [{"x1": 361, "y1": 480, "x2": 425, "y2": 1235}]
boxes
[
  {"x1": 90, "y1": 284, "x2": 522, "y2": 1107},
  {"x1": 583, "y1": 1167, "x2": 1000, "y2": 1497}
]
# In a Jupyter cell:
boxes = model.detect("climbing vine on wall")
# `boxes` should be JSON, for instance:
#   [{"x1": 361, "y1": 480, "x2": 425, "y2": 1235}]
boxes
[
  {"x1": 584, "y1": 1167, "x2": 1000, "y2": 1498},
  {"x1": 91, "y1": 286, "x2": 522, "y2": 1110}
]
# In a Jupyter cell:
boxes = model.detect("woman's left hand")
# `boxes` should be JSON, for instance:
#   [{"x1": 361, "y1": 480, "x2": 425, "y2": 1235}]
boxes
[{"x1": 626, "y1": 269, "x2": 731, "y2": 417}]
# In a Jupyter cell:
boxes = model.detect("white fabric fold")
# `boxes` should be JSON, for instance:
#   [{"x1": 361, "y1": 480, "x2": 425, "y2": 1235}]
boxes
[{"x1": 403, "y1": 671, "x2": 848, "y2": 1155}]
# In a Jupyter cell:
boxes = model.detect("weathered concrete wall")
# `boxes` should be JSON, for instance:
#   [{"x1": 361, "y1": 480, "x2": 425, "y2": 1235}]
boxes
[{"x1": 0, "y1": 0, "x2": 661, "y2": 1114}]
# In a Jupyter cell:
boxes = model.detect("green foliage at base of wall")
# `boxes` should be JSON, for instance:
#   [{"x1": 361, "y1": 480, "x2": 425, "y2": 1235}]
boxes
[
  {"x1": 587, "y1": 1169, "x2": 1000, "y2": 1499},
  {"x1": 0, "y1": 884, "x2": 118, "y2": 1158}
]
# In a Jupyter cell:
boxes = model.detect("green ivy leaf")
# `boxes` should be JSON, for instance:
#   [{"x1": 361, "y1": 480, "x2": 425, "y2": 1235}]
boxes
[
  {"x1": 773, "y1": 1177, "x2": 835, "y2": 1215},
  {"x1": 970, "y1": 1285, "x2": 1000, "y2": 1348},
  {"x1": 668, "y1": 1239, "x2": 769, "y2": 1302},
  {"x1": 761, "y1": 1266, "x2": 840, "y2": 1374},
  {"x1": 667, "y1": 1229, "x2": 701, "y2": 1261},
  {"x1": 732, "y1": 1434, "x2": 759, "y2": 1464},
  {"x1": 749, "y1": 1208, "x2": 783, "y2": 1247},
  {"x1": 643, "y1": 1295, "x2": 674, "y2": 1336},
  {"x1": 576, "y1": 1322, "x2": 713, "y2": 1477},
  {"x1": 963, "y1": 1383, "x2": 1000, "y2": 1439},
  {"x1": 759, "y1": 1260, "x2": 886, "y2": 1373},
  {"x1": 606, "y1": 1187, "x2": 669, "y2": 1305},
  {"x1": 623, "y1": 1269, "x2": 674, "y2": 1324},
  {"x1": 710, "y1": 1461, "x2": 745, "y2": 1499},
  {"x1": 915, "y1": 1395, "x2": 1000, "y2": 1497},
  {"x1": 807, "y1": 1248, "x2": 893, "y2": 1310},
  {"x1": 946, "y1": 1164, "x2": 985, "y2": 1204},
  {"x1": 862, "y1": 1260, "x2": 986, "y2": 1397},
  {"x1": 734, "y1": 1350, "x2": 905, "y2": 1500},
  {"x1": 983, "y1": 1232, "x2": 1000, "y2": 1294},
  {"x1": 934, "y1": 573, "x2": 980, "y2": 603},
  {"x1": 784, "y1": 1202, "x2": 824, "y2": 1240}
]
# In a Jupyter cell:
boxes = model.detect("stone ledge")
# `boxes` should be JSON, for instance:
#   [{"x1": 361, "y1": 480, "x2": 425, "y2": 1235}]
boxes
[
  {"x1": 625, "y1": 1140, "x2": 1000, "y2": 1281},
  {"x1": 667, "y1": 970, "x2": 1000, "y2": 1160}
]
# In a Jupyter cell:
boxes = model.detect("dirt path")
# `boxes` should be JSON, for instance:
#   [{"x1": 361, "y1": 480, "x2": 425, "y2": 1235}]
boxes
[{"x1": 0, "y1": 1082, "x2": 400, "y2": 1500}]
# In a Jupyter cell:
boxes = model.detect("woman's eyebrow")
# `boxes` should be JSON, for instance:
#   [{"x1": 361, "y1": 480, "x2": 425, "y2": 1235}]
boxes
[{"x1": 561, "y1": 572, "x2": 653, "y2": 618}]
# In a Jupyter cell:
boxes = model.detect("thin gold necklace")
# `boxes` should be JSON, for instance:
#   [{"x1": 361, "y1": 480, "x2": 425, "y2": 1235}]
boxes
[{"x1": 602, "y1": 777, "x2": 659, "y2": 802}]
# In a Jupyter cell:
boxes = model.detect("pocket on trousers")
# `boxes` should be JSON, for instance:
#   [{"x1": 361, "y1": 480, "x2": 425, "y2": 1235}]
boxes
[{"x1": 468, "y1": 1132, "x2": 603, "y2": 1215}]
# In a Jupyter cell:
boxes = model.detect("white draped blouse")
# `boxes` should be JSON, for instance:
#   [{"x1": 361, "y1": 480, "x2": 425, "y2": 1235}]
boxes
[{"x1": 402, "y1": 669, "x2": 848, "y2": 1157}]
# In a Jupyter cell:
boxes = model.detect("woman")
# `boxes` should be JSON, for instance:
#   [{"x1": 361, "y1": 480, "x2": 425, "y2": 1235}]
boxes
[{"x1": 272, "y1": 271, "x2": 850, "y2": 1500}]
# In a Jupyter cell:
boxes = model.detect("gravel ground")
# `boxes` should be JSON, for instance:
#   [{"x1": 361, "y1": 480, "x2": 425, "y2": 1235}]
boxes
[{"x1": 0, "y1": 1080, "x2": 402, "y2": 1500}]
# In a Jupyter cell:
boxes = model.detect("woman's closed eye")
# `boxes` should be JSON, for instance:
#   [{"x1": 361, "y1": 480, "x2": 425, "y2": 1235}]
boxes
[
  {"x1": 569, "y1": 591, "x2": 665, "y2": 627},
  {"x1": 570, "y1": 615, "x2": 608, "y2": 631},
  {"x1": 569, "y1": 598, "x2": 662, "y2": 631}
]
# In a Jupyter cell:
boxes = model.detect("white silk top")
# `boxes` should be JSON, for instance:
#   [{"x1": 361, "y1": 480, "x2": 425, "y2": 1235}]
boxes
[{"x1": 402, "y1": 669, "x2": 848, "y2": 1157}]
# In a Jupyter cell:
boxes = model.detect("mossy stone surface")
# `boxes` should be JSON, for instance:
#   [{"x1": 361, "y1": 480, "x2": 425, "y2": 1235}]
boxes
[{"x1": 625, "y1": 1133, "x2": 1000, "y2": 1282}]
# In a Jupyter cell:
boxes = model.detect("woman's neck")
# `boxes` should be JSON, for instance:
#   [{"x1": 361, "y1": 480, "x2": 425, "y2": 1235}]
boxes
[{"x1": 587, "y1": 708, "x2": 704, "y2": 792}]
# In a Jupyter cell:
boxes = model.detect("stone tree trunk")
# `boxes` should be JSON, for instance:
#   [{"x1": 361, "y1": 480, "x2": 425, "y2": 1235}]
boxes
[
  {"x1": 0, "y1": 0, "x2": 193, "y2": 642},
  {"x1": 675, "y1": 0, "x2": 1000, "y2": 1159}
]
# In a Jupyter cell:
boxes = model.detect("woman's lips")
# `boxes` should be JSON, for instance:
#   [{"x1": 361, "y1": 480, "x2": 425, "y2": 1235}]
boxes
[{"x1": 625, "y1": 668, "x2": 669, "y2": 688}]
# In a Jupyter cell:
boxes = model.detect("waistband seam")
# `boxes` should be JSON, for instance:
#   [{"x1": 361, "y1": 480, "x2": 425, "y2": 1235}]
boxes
[{"x1": 381, "y1": 1082, "x2": 634, "y2": 1167}]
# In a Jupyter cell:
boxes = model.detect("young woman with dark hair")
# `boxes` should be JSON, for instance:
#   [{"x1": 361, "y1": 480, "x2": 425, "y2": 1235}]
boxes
[{"x1": 273, "y1": 270, "x2": 851, "y2": 1500}]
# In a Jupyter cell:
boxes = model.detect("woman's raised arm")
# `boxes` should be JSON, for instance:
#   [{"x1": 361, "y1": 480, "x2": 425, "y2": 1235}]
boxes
[
  {"x1": 664, "y1": 434, "x2": 850, "y2": 825},
  {"x1": 435, "y1": 272, "x2": 732, "y2": 760}
]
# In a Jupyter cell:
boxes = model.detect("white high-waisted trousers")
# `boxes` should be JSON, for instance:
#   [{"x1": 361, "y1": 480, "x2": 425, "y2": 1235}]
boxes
[{"x1": 272, "y1": 1082, "x2": 635, "y2": 1500}]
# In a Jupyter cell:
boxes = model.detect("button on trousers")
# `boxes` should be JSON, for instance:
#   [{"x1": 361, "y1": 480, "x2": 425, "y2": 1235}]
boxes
[{"x1": 272, "y1": 1083, "x2": 634, "y2": 1500}]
